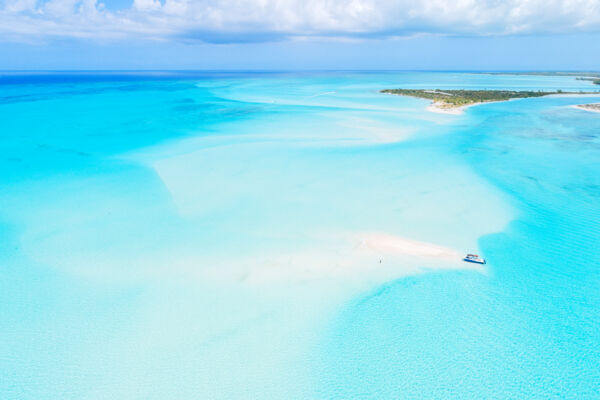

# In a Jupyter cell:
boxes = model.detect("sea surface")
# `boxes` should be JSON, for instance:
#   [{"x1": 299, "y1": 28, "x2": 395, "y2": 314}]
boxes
[{"x1": 1, "y1": 71, "x2": 599, "y2": 399}]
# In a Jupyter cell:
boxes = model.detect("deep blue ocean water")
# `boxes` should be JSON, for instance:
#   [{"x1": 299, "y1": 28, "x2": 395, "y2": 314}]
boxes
[{"x1": 1, "y1": 71, "x2": 599, "y2": 399}]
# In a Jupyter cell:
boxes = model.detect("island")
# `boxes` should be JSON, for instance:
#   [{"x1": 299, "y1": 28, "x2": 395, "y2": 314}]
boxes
[
  {"x1": 484, "y1": 71, "x2": 600, "y2": 86},
  {"x1": 381, "y1": 89, "x2": 594, "y2": 114},
  {"x1": 573, "y1": 103, "x2": 600, "y2": 113},
  {"x1": 575, "y1": 77, "x2": 600, "y2": 85}
]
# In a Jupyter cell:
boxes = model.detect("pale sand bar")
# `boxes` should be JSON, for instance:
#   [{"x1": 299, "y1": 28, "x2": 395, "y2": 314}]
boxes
[
  {"x1": 426, "y1": 102, "x2": 466, "y2": 115},
  {"x1": 426, "y1": 100, "x2": 507, "y2": 115},
  {"x1": 360, "y1": 232, "x2": 462, "y2": 260},
  {"x1": 573, "y1": 103, "x2": 600, "y2": 113},
  {"x1": 198, "y1": 232, "x2": 480, "y2": 288}
]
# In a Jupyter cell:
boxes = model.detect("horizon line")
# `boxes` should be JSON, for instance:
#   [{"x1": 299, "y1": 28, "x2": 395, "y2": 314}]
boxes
[{"x1": 1, "y1": 69, "x2": 599, "y2": 73}]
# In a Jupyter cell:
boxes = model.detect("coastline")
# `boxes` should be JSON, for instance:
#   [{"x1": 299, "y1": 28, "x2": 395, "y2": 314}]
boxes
[
  {"x1": 426, "y1": 100, "x2": 504, "y2": 115},
  {"x1": 426, "y1": 101, "x2": 468, "y2": 115},
  {"x1": 385, "y1": 89, "x2": 600, "y2": 115},
  {"x1": 572, "y1": 103, "x2": 600, "y2": 113},
  {"x1": 428, "y1": 97, "x2": 600, "y2": 116}
]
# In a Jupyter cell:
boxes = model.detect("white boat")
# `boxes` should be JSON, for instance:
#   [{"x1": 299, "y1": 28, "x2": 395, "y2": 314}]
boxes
[{"x1": 463, "y1": 254, "x2": 486, "y2": 264}]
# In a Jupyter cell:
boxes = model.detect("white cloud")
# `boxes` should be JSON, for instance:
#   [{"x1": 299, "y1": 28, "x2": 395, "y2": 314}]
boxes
[
  {"x1": 133, "y1": 0, "x2": 161, "y2": 12},
  {"x1": 1, "y1": 0, "x2": 599, "y2": 43},
  {"x1": 3, "y1": 0, "x2": 38, "y2": 13}
]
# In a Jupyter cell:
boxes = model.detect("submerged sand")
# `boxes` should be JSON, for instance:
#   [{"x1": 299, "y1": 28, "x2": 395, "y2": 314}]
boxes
[
  {"x1": 196, "y1": 231, "x2": 480, "y2": 288},
  {"x1": 130, "y1": 134, "x2": 512, "y2": 290},
  {"x1": 360, "y1": 232, "x2": 462, "y2": 259}
]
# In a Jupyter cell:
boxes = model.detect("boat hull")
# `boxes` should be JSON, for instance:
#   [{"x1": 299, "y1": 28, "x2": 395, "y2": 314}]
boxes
[{"x1": 463, "y1": 258, "x2": 486, "y2": 264}]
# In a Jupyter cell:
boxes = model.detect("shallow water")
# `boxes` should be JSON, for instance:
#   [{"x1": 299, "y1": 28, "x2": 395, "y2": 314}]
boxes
[{"x1": 1, "y1": 71, "x2": 599, "y2": 399}]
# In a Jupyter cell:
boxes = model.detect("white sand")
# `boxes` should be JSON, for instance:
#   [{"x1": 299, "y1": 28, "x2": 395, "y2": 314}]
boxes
[
  {"x1": 426, "y1": 102, "x2": 466, "y2": 115},
  {"x1": 572, "y1": 104, "x2": 600, "y2": 113},
  {"x1": 137, "y1": 138, "x2": 511, "y2": 289},
  {"x1": 547, "y1": 93, "x2": 600, "y2": 98},
  {"x1": 193, "y1": 231, "x2": 480, "y2": 289},
  {"x1": 359, "y1": 232, "x2": 462, "y2": 259},
  {"x1": 426, "y1": 100, "x2": 508, "y2": 115}
]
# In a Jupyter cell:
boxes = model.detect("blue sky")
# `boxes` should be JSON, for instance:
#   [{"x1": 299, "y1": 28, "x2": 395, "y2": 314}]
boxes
[{"x1": 1, "y1": 0, "x2": 599, "y2": 70}]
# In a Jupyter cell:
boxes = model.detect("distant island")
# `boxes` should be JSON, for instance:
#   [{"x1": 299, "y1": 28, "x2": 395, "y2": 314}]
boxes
[
  {"x1": 484, "y1": 71, "x2": 600, "y2": 85},
  {"x1": 381, "y1": 89, "x2": 596, "y2": 114},
  {"x1": 576, "y1": 77, "x2": 600, "y2": 85},
  {"x1": 573, "y1": 103, "x2": 600, "y2": 113}
]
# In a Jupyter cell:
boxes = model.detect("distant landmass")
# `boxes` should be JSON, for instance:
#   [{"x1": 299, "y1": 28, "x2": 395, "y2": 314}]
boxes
[
  {"x1": 483, "y1": 71, "x2": 600, "y2": 85},
  {"x1": 573, "y1": 103, "x2": 600, "y2": 113},
  {"x1": 576, "y1": 77, "x2": 600, "y2": 85},
  {"x1": 381, "y1": 88, "x2": 597, "y2": 114}
]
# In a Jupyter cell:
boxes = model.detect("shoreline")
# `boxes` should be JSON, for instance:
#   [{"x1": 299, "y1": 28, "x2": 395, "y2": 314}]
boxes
[
  {"x1": 572, "y1": 103, "x2": 600, "y2": 113},
  {"x1": 428, "y1": 97, "x2": 600, "y2": 116},
  {"x1": 384, "y1": 89, "x2": 600, "y2": 115},
  {"x1": 426, "y1": 99, "x2": 505, "y2": 115},
  {"x1": 199, "y1": 231, "x2": 480, "y2": 287},
  {"x1": 426, "y1": 101, "x2": 468, "y2": 115}
]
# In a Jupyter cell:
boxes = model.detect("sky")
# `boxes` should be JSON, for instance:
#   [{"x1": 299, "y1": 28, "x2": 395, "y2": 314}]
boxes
[{"x1": 1, "y1": 0, "x2": 600, "y2": 70}]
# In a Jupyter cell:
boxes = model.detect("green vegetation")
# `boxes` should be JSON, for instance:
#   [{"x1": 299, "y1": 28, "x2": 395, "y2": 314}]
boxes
[
  {"x1": 380, "y1": 89, "x2": 589, "y2": 109},
  {"x1": 576, "y1": 77, "x2": 600, "y2": 85},
  {"x1": 485, "y1": 72, "x2": 600, "y2": 85},
  {"x1": 486, "y1": 71, "x2": 600, "y2": 78},
  {"x1": 487, "y1": 71, "x2": 592, "y2": 75},
  {"x1": 577, "y1": 103, "x2": 600, "y2": 112}
]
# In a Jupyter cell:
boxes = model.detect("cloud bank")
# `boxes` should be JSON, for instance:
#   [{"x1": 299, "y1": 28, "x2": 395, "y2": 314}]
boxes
[{"x1": 1, "y1": 0, "x2": 599, "y2": 43}]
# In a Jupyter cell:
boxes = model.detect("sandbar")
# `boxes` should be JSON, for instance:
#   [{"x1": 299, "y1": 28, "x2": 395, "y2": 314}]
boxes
[{"x1": 572, "y1": 103, "x2": 600, "y2": 113}]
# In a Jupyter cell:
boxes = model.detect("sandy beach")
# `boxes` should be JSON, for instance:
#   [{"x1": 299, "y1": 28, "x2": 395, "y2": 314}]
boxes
[
  {"x1": 426, "y1": 99, "x2": 509, "y2": 115},
  {"x1": 359, "y1": 232, "x2": 462, "y2": 260},
  {"x1": 423, "y1": 93, "x2": 600, "y2": 115},
  {"x1": 194, "y1": 231, "x2": 481, "y2": 289},
  {"x1": 426, "y1": 102, "x2": 467, "y2": 115},
  {"x1": 572, "y1": 103, "x2": 600, "y2": 113}
]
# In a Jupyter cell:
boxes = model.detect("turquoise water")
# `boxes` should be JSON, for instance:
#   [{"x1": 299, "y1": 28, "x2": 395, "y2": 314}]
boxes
[{"x1": 1, "y1": 72, "x2": 599, "y2": 399}]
